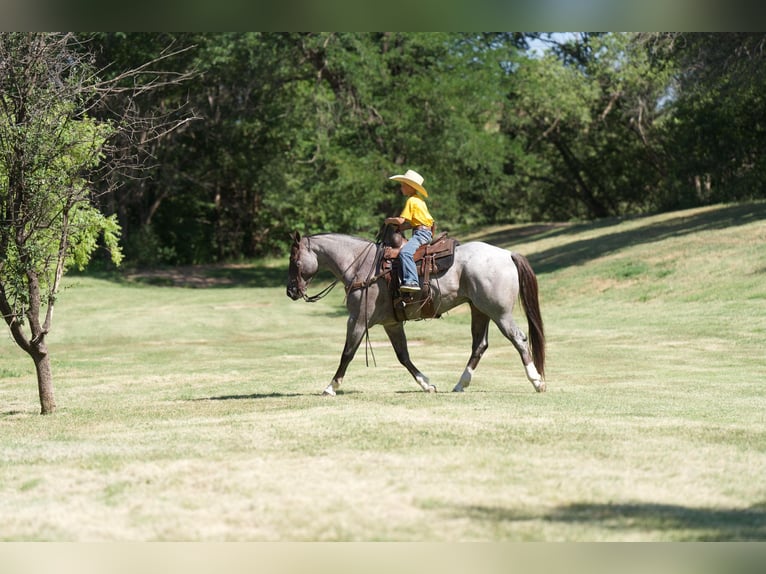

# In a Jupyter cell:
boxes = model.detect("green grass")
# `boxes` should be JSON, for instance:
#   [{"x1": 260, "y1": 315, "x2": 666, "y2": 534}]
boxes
[{"x1": 1, "y1": 202, "x2": 765, "y2": 541}]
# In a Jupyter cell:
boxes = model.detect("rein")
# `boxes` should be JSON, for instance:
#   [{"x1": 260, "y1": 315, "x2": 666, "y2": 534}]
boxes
[{"x1": 302, "y1": 279, "x2": 340, "y2": 303}]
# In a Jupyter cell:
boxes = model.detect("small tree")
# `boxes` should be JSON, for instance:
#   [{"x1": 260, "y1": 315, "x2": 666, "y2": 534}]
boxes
[{"x1": 0, "y1": 33, "x2": 193, "y2": 414}]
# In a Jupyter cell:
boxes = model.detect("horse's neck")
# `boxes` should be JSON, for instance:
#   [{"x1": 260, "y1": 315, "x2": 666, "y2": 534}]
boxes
[{"x1": 311, "y1": 234, "x2": 375, "y2": 281}]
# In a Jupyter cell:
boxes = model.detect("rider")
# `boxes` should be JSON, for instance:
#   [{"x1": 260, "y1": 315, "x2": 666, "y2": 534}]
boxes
[{"x1": 384, "y1": 169, "x2": 434, "y2": 293}]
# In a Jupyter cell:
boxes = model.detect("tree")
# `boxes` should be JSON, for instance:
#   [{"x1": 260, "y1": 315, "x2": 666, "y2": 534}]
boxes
[
  {"x1": 0, "y1": 33, "x2": 192, "y2": 414},
  {"x1": 89, "y1": 33, "x2": 519, "y2": 262},
  {"x1": 648, "y1": 33, "x2": 766, "y2": 207},
  {"x1": 502, "y1": 33, "x2": 676, "y2": 221}
]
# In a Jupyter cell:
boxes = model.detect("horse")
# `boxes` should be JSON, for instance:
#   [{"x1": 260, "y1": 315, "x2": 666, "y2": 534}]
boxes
[{"x1": 286, "y1": 230, "x2": 546, "y2": 396}]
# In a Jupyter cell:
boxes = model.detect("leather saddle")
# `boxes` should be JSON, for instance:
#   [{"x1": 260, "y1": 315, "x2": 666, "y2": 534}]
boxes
[{"x1": 380, "y1": 232, "x2": 459, "y2": 321}]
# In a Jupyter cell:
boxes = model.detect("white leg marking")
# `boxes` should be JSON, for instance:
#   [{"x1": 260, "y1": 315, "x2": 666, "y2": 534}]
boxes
[
  {"x1": 416, "y1": 374, "x2": 436, "y2": 393},
  {"x1": 322, "y1": 384, "x2": 336, "y2": 396},
  {"x1": 323, "y1": 379, "x2": 340, "y2": 396},
  {"x1": 525, "y1": 363, "x2": 546, "y2": 392},
  {"x1": 453, "y1": 366, "x2": 474, "y2": 392}
]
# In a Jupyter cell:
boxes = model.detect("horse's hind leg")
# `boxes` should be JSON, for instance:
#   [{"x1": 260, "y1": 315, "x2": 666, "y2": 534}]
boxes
[
  {"x1": 494, "y1": 313, "x2": 546, "y2": 392},
  {"x1": 383, "y1": 323, "x2": 436, "y2": 393},
  {"x1": 453, "y1": 304, "x2": 490, "y2": 392}
]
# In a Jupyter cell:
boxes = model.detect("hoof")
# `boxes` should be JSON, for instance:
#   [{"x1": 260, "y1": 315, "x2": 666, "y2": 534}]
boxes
[
  {"x1": 322, "y1": 386, "x2": 337, "y2": 397},
  {"x1": 452, "y1": 385, "x2": 464, "y2": 392},
  {"x1": 534, "y1": 381, "x2": 547, "y2": 393},
  {"x1": 426, "y1": 385, "x2": 437, "y2": 393}
]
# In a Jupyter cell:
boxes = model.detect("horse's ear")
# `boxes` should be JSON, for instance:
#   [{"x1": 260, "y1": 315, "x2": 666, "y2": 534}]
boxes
[{"x1": 290, "y1": 231, "x2": 301, "y2": 243}]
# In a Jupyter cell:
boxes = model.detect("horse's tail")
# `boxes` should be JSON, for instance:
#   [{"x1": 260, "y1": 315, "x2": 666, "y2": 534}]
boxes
[{"x1": 511, "y1": 252, "x2": 545, "y2": 378}]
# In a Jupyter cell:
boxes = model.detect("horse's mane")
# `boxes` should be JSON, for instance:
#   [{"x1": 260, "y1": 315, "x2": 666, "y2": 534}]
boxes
[{"x1": 308, "y1": 233, "x2": 375, "y2": 246}]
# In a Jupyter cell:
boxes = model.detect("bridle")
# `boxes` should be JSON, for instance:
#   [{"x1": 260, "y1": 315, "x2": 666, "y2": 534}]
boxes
[
  {"x1": 288, "y1": 229, "x2": 393, "y2": 367},
  {"x1": 290, "y1": 237, "x2": 339, "y2": 303},
  {"x1": 292, "y1": 236, "x2": 375, "y2": 303}
]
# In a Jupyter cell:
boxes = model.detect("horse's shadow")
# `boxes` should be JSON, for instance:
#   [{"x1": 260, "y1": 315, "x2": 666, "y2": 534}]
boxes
[
  {"x1": 199, "y1": 392, "x2": 304, "y2": 401},
  {"x1": 194, "y1": 390, "x2": 361, "y2": 401}
]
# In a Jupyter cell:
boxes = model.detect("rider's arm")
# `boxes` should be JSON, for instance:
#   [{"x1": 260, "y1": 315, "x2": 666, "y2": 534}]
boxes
[{"x1": 385, "y1": 216, "x2": 411, "y2": 230}]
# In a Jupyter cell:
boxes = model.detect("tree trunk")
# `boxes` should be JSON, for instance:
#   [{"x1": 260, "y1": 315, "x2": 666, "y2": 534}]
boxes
[
  {"x1": 31, "y1": 344, "x2": 56, "y2": 415},
  {"x1": 552, "y1": 137, "x2": 611, "y2": 218},
  {"x1": 0, "y1": 287, "x2": 56, "y2": 414}
]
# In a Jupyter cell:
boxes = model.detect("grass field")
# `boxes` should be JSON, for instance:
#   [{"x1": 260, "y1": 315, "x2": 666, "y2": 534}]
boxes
[{"x1": 1, "y1": 202, "x2": 765, "y2": 541}]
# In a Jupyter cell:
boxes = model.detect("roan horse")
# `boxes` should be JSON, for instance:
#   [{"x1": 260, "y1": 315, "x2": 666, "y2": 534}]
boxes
[{"x1": 286, "y1": 231, "x2": 545, "y2": 395}]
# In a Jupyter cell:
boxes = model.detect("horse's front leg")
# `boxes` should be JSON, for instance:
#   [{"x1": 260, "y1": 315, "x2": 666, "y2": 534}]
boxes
[
  {"x1": 324, "y1": 315, "x2": 367, "y2": 396},
  {"x1": 383, "y1": 323, "x2": 436, "y2": 393}
]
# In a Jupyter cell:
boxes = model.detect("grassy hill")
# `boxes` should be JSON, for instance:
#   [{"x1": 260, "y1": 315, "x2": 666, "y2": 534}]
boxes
[
  {"x1": 471, "y1": 201, "x2": 766, "y2": 389},
  {"x1": 1, "y1": 202, "x2": 765, "y2": 541}
]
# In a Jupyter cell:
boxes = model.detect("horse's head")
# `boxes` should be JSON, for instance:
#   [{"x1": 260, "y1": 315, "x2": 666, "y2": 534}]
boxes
[{"x1": 286, "y1": 231, "x2": 319, "y2": 300}]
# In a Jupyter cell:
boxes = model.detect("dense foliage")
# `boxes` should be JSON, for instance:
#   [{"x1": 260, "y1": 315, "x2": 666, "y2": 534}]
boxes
[{"x1": 80, "y1": 32, "x2": 766, "y2": 264}]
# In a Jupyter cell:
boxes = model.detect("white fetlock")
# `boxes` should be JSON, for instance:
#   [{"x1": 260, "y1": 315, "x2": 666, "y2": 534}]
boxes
[
  {"x1": 322, "y1": 381, "x2": 339, "y2": 396},
  {"x1": 416, "y1": 375, "x2": 436, "y2": 393},
  {"x1": 453, "y1": 367, "x2": 473, "y2": 392},
  {"x1": 525, "y1": 363, "x2": 546, "y2": 393},
  {"x1": 524, "y1": 362, "x2": 540, "y2": 381}
]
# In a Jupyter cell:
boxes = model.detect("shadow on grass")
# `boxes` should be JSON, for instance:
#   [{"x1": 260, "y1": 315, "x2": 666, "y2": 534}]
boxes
[
  {"x1": 200, "y1": 392, "x2": 305, "y2": 400},
  {"x1": 196, "y1": 389, "x2": 362, "y2": 401},
  {"x1": 72, "y1": 263, "x2": 289, "y2": 289},
  {"x1": 453, "y1": 501, "x2": 766, "y2": 540},
  {"x1": 475, "y1": 202, "x2": 766, "y2": 275},
  {"x1": 125, "y1": 263, "x2": 289, "y2": 289}
]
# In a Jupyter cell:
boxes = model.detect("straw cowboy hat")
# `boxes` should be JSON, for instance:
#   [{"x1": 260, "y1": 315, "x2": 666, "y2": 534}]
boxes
[{"x1": 389, "y1": 169, "x2": 428, "y2": 198}]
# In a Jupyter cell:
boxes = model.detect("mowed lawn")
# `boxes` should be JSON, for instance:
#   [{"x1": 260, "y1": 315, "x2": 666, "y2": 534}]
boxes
[{"x1": 1, "y1": 203, "x2": 765, "y2": 541}]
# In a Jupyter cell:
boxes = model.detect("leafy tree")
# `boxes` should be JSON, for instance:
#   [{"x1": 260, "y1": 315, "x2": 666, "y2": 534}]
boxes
[
  {"x1": 83, "y1": 32, "x2": 201, "y2": 263},
  {"x1": 88, "y1": 33, "x2": 521, "y2": 261},
  {"x1": 650, "y1": 33, "x2": 766, "y2": 207},
  {"x1": 82, "y1": 32, "x2": 766, "y2": 260},
  {"x1": 502, "y1": 33, "x2": 675, "y2": 220},
  {"x1": 0, "y1": 33, "x2": 190, "y2": 414},
  {"x1": 266, "y1": 33, "x2": 517, "y2": 238}
]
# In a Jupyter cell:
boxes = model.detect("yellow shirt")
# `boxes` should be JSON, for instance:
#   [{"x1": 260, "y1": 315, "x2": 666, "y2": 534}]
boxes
[{"x1": 399, "y1": 195, "x2": 434, "y2": 227}]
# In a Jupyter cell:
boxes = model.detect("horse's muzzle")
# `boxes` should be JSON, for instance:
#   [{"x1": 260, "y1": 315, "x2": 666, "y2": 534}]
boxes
[{"x1": 286, "y1": 284, "x2": 303, "y2": 300}]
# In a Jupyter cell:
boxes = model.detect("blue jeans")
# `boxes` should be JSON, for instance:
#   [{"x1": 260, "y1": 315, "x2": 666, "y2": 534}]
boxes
[{"x1": 399, "y1": 227, "x2": 432, "y2": 286}]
